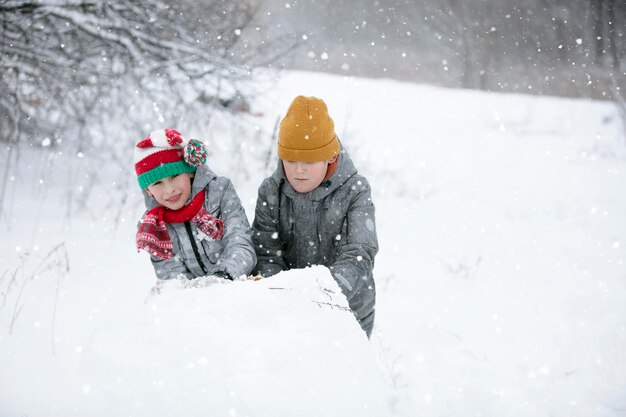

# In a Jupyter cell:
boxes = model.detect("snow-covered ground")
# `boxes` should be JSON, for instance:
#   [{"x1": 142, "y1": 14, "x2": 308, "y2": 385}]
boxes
[{"x1": 1, "y1": 71, "x2": 625, "y2": 416}]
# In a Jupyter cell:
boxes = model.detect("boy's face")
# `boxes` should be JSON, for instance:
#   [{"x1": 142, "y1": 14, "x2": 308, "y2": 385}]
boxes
[
  {"x1": 283, "y1": 156, "x2": 337, "y2": 193},
  {"x1": 146, "y1": 173, "x2": 194, "y2": 210}
]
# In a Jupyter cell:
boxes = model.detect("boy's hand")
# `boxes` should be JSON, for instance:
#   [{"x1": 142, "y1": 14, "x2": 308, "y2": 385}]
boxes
[{"x1": 247, "y1": 274, "x2": 263, "y2": 281}]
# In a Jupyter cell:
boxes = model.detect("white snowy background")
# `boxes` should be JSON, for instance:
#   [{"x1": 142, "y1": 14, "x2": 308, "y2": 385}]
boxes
[{"x1": 1, "y1": 70, "x2": 625, "y2": 416}]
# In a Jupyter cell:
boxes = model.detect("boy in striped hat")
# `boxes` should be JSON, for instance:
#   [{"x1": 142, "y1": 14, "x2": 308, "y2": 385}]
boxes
[{"x1": 135, "y1": 128, "x2": 255, "y2": 282}]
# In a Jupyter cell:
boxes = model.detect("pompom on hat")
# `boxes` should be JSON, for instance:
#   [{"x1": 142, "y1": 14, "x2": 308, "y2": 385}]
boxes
[
  {"x1": 277, "y1": 96, "x2": 340, "y2": 162},
  {"x1": 134, "y1": 128, "x2": 207, "y2": 189}
]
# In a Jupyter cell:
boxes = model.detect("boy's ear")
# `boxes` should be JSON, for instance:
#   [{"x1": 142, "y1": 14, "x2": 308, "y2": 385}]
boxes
[
  {"x1": 145, "y1": 189, "x2": 153, "y2": 197},
  {"x1": 328, "y1": 155, "x2": 338, "y2": 164}
]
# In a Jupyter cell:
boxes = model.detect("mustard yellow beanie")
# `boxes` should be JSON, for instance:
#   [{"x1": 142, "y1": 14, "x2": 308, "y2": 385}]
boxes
[{"x1": 277, "y1": 96, "x2": 340, "y2": 162}]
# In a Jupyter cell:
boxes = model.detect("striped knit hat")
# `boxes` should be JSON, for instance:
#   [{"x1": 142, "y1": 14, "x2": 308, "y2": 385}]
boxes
[{"x1": 134, "y1": 128, "x2": 208, "y2": 190}]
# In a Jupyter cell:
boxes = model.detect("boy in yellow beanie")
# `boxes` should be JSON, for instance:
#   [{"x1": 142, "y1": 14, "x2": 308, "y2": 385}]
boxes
[{"x1": 252, "y1": 96, "x2": 378, "y2": 337}]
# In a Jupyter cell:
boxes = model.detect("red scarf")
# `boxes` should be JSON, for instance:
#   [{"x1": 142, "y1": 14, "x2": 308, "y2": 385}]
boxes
[{"x1": 136, "y1": 189, "x2": 224, "y2": 259}]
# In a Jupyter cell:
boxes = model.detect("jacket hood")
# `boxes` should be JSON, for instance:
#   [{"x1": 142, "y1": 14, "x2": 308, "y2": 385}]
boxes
[
  {"x1": 270, "y1": 143, "x2": 358, "y2": 201},
  {"x1": 142, "y1": 164, "x2": 218, "y2": 210}
]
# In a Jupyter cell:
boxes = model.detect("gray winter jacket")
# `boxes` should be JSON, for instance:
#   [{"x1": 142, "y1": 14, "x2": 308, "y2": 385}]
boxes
[
  {"x1": 252, "y1": 148, "x2": 378, "y2": 335},
  {"x1": 141, "y1": 165, "x2": 256, "y2": 280}
]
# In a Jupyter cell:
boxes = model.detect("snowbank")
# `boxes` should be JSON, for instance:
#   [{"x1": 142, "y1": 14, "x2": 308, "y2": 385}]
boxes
[{"x1": 80, "y1": 266, "x2": 387, "y2": 416}]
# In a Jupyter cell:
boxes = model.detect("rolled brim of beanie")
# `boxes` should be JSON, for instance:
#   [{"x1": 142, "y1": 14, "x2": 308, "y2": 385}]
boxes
[
  {"x1": 277, "y1": 135, "x2": 340, "y2": 162},
  {"x1": 137, "y1": 161, "x2": 196, "y2": 189}
]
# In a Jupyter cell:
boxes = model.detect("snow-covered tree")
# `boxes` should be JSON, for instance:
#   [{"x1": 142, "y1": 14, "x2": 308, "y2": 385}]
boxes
[
  {"x1": 0, "y1": 0, "x2": 289, "y2": 147},
  {"x1": 0, "y1": 0, "x2": 295, "y2": 225}
]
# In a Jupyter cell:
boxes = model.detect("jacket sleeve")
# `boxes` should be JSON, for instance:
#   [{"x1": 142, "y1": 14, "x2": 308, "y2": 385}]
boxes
[
  {"x1": 329, "y1": 177, "x2": 378, "y2": 318},
  {"x1": 151, "y1": 253, "x2": 194, "y2": 280},
  {"x1": 251, "y1": 179, "x2": 288, "y2": 277},
  {"x1": 214, "y1": 178, "x2": 257, "y2": 278}
]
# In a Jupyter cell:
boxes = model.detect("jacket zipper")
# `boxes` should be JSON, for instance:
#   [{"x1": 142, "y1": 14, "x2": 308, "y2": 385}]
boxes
[{"x1": 184, "y1": 221, "x2": 209, "y2": 275}]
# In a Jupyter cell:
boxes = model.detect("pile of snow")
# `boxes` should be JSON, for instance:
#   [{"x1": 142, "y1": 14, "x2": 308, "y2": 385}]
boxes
[{"x1": 80, "y1": 266, "x2": 386, "y2": 416}]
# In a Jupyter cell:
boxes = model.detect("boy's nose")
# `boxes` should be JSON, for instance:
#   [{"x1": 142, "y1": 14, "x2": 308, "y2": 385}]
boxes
[{"x1": 164, "y1": 181, "x2": 175, "y2": 194}]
